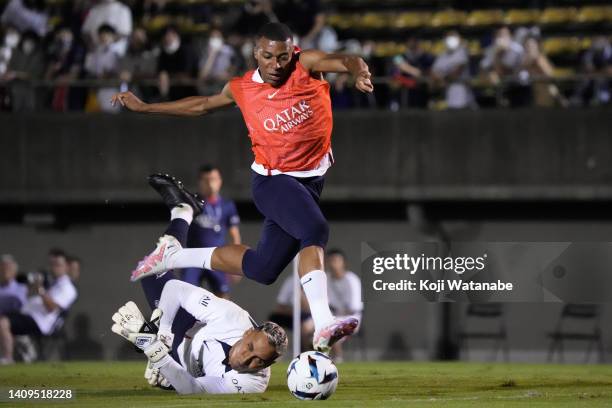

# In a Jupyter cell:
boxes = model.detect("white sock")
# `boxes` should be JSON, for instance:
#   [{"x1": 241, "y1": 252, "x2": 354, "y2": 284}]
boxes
[
  {"x1": 300, "y1": 270, "x2": 334, "y2": 332},
  {"x1": 170, "y1": 203, "x2": 193, "y2": 224},
  {"x1": 169, "y1": 247, "x2": 216, "y2": 270}
]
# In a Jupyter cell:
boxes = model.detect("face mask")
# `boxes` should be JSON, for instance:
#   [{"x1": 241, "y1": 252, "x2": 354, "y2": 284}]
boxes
[
  {"x1": 22, "y1": 40, "x2": 35, "y2": 54},
  {"x1": 209, "y1": 37, "x2": 223, "y2": 50},
  {"x1": 445, "y1": 36, "x2": 459, "y2": 51},
  {"x1": 5, "y1": 33, "x2": 20, "y2": 48},
  {"x1": 164, "y1": 39, "x2": 180, "y2": 54}
]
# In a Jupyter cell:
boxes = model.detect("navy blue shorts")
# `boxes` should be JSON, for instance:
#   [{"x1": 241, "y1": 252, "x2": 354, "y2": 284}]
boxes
[
  {"x1": 181, "y1": 267, "x2": 230, "y2": 295},
  {"x1": 242, "y1": 172, "x2": 329, "y2": 285}
]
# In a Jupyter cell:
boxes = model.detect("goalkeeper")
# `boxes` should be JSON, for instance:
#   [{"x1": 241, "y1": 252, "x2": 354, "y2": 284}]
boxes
[{"x1": 111, "y1": 200, "x2": 287, "y2": 394}]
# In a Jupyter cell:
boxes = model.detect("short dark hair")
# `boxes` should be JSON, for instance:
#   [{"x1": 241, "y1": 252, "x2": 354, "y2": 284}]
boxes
[
  {"x1": 67, "y1": 255, "x2": 81, "y2": 264},
  {"x1": 162, "y1": 24, "x2": 179, "y2": 37},
  {"x1": 49, "y1": 248, "x2": 67, "y2": 260},
  {"x1": 198, "y1": 164, "x2": 220, "y2": 175},
  {"x1": 98, "y1": 24, "x2": 116, "y2": 36},
  {"x1": 326, "y1": 248, "x2": 346, "y2": 260},
  {"x1": 257, "y1": 22, "x2": 292, "y2": 42}
]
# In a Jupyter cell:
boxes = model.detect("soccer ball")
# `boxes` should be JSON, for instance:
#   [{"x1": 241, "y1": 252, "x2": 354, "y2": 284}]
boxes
[{"x1": 287, "y1": 351, "x2": 339, "y2": 400}]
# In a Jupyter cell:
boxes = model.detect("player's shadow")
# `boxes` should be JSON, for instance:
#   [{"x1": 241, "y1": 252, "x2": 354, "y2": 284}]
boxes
[
  {"x1": 380, "y1": 331, "x2": 412, "y2": 360},
  {"x1": 63, "y1": 313, "x2": 104, "y2": 360}
]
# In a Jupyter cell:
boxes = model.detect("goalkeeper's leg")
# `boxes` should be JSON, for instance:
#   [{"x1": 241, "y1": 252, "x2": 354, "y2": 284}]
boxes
[{"x1": 139, "y1": 204, "x2": 196, "y2": 358}]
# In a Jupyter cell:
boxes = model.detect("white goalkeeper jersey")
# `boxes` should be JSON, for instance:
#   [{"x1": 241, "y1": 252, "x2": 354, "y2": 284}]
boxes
[{"x1": 151, "y1": 280, "x2": 270, "y2": 394}]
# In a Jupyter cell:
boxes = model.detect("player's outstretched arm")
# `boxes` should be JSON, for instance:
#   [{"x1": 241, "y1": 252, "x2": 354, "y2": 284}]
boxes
[
  {"x1": 110, "y1": 82, "x2": 235, "y2": 116},
  {"x1": 299, "y1": 49, "x2": 374, "y2": 93},
  {"x1": 155, "y1": 359, "x2": 261, "y2": 394}
]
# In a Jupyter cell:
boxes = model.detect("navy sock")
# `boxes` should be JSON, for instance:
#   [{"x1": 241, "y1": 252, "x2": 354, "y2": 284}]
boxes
[{"x1": 164, "y1": 218, "x2": 189, "y2": 246}]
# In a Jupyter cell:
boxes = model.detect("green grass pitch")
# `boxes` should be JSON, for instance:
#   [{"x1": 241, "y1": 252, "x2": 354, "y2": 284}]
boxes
[{"x1": 1, "y1": 361, "x2": 611, "y2": 407}]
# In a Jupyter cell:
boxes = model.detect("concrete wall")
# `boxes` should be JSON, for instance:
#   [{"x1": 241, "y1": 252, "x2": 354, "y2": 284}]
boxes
[
  {"x1": 2, "y1": 108, "x2": 612, "y2": 203},
  {"x1": 2, "y1": 219, "x2": 611, "y2": 362}
]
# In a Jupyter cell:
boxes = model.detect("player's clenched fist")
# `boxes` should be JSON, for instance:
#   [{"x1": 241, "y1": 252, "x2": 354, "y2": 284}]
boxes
[
  {"x1": 355, "y1": 71, "x2": 374, "y2": 93},
  {"x1": 111, "y1": 91, "x2": 147, "y2": 112}
]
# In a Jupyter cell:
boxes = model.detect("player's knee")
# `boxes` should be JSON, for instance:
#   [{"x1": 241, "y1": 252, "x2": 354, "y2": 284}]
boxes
[
  {"x1": 0, "y1": 316, "x2": 9, "y2": 331},
  {"x1": 304, "y1": 218, "x2": 329, "y2": 245},
  {"x1": 243, "y1": 255, "x2": 282, "y2": 285},
  {"x1": 247, "y1": 266, "x2": 280, "y2": 285}
]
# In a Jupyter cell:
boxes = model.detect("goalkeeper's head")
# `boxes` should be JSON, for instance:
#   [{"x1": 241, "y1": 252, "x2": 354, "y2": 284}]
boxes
[{"x1": 228, "y1": 321, "x2": 288, "y2": 374}]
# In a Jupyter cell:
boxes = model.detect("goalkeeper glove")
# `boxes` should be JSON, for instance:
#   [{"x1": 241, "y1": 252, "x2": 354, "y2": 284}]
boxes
[{"x1": 111, "y1": 301, "x2": 159, "y2": 351}]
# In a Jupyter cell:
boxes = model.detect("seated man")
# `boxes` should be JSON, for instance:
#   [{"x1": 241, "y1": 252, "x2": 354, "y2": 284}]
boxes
[
  {"x1": 0, "y1": 254, "x2": 27, "y2": 315},
  {"x1": 0, "y1": 249, "x2": 78, "y2": 364},
  {"x1": 268, "y1": 275, "x2": 314, "y2": 352},
  {"x1": 112, "y1": 197, "x2": 287, "y2": 394},
  {"x1": 267, "y1": 249, "x2": 362, "y2": 360},
  {"x1": 325, "y1": 248, "x2": 363, "y2": 361}
]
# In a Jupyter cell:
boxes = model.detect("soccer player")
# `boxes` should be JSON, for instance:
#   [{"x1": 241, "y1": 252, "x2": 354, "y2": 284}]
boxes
[
  {"x1": 111, "y1": 22, "x2": 373, "y2": 352},
  {"x1": 183, "y1": 165, "x2": 241, "y2": 298},
  {"x1": 113, "y1": 251, "x2": 287, "y2": 394}
]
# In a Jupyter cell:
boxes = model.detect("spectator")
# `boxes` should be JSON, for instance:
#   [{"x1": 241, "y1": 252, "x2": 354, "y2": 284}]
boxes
[
  {"x1": 325, "y1": 248, "x2": 362, "y2": 362},
  {"x1": 573, "y1": 36, "x2": 612, "y2": 107},
  {"x1": 268, "y1": 249, "x2": 363, "y2": 360},
  {"x1": 0, "y1": 255, "x2": 27, "y2": 315},
  {"x1": 0, "y1": 26, "x2": 21, "y2": 77},
  {"x1": 521, "y1": 36, "x2": 566, "y2": 107},
  {"x1": 298, "y1": 9, "x2": 338, "y2": 52},
  {"x1": 84, "y1": 24, "x2": 122, "y2": 112},
  {"x1": 481, "y1": 26, "x2": 527, "y2": 107},
  {"x1": 119, "y1": 27, "x2": 158, "y2": 100},
  {"x1": 1, "y1": 0, "x2": 49, "y2": 37},
  {"x1": 157, "y1": 25, "x2": 196, "y2": 100},
  {"x1": 81, "y1": 0, "x2": 132, "y2": 55},
  {"x1": 0, "y1": 249, "x2": 77, "y2": 365},
  {"x1": 45, "y1": 25, "x2": 87, "y2": 111},
  {"x1": 197, "y1": 29, "x2": 236, "y2": 94},
  {"x1": 66, "y1": 255, "x2": 81, "y2": 283},
  {"x1": 268, "y1": 275, "x2": 314, "y2": 352},
  {"x1": 431, "y1": 31, "x2": 475, "y2": 109},
  {"x1": 274, "y1": 0, "x2": 320, "y2": 45},
  {"x1": 233, "y1": 0, "x2": 277, "y2": 37},
  {"x1": 481, "y1": 27, "x2": 524, "y2": 83},
  {"x1": 1, "y1": 30, "x2": 45, "y2": 111},
  {"x1": 391, "y1": 36, "x2": 435, "y2": 109},
  {"x1": 183, "y1": 165, "x2": 241, "y2": 298}
]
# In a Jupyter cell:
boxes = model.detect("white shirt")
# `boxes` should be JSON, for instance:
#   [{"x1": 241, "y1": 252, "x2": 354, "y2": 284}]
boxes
[
  {"x1": 0, "y1": 279, "x2": 27, "y2": 306},
  {"x1": 277, "y1": 271, "x2": 363, "y2": 321},
  {"x1": 21, "y1": 275, "x2": 77, "y2": 335},
  {"x1": 153, "y1": 281, "x2": 270, "y2": 394},
  {"x1": 82, "y1": 0, "x2": 132, "y2": 55}
]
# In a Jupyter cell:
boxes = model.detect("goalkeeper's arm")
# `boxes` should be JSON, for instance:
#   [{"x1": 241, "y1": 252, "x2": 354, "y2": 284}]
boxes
[{"x1": 149, "y1": 354, "x2": 252, "y2": 394}]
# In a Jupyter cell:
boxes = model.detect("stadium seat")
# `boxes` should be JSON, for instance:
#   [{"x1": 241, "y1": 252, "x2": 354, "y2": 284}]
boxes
[
  {"x1": 547, "y1": 304, "x2": 604, "y2": 363},
  {"x1": 539, "y1": 7, "x2": 577, "y2": 25},
  {"x1": 466, "y1": 10, "x2": 504, "y2": 27},
  {"x1": 430, "y1": 10, "x2": 467, "y2": 28},
  {"x1": 576, "y1": 6, "x2": 609, "y2": 24},
  {"x1": 373, "y1": 42, "x2": 405, "y2": 58},
  {"x1": 552, "y1": 67, "x2": 575, "y2": 78},
  {"x1": 467, "y1": 40, "x2": 482, "y2": 56},
  {"x1": 392, "y1": 12, "x2": 432, "y2": 29},
  {"x1": 542, "y1": 37, "x2": 582, "y2": 56},
  {"x1": 142, "y1": 15, "x2": 173, "y2": 32},
  {"x1": 327, "y1": 14, "x2": 356, "y2": 30},
  {"x1": 430, "y1": 40, "x2": 446, "y2": 55},
  {"x1": 357, "y1": 13, "x2": 389, "y2": 29},
  {"x1": 504, "y1": 9, "x2": 540, "y2": 26}
]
